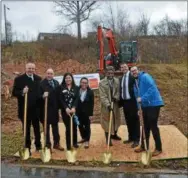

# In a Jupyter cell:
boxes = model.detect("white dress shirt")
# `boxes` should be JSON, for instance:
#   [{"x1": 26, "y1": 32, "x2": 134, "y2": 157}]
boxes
[
  {"x1": 80, "y1": 89, "x2": 87, "y2": 102},
  {"x1": 121, "y1": 71, "x2": 131, "y2": 100}
]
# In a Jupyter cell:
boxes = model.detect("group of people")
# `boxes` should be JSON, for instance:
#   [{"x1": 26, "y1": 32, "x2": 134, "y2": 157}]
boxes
[
  {"x1": 12, "y1": 61, "x2": 164, "y2": 157},
  {"x1": 99, "y1": 63, "x2": 164, "y2": 156},
  {"x1": 12, "y1": 62, "x2": 94, "y2": 155}
]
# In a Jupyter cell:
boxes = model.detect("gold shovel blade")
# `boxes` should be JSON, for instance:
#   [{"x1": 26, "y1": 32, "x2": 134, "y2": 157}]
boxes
[
  {"x1": 19, "y1": 148, "x2": 30, "y2": 160},
  {"x1": 40, "y1": 147, "x2": 51, "y2": 163},
  {"x1": 66, "y1": 149, "x2": 77, "y2": 163},
  {"x1": 141, "y1": 151, "x2": 152, "y2": 166},
  {"x1": 102, "y1": 152, "x2": 112, "y2": 164}
]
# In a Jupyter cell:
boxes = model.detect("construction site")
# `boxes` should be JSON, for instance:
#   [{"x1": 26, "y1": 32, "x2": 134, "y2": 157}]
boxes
[{"x1": 1, "y1": 1, "x2": 187, "y2": 178}]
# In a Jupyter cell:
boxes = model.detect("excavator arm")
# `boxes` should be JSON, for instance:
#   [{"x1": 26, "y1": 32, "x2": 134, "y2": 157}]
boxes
[{"x1": 97, "y1": 26, "x2": 119, "y2": 74}]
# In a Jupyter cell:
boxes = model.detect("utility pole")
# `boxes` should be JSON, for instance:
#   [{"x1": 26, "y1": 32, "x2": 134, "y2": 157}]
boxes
[{"x1": 4, "y1": 4, "x2": 10, "y2": 45}]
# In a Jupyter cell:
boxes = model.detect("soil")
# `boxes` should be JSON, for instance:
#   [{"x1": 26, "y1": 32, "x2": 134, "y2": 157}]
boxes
[{"x1": 1, "y1": 60, "x2": 187, "y2": 171}]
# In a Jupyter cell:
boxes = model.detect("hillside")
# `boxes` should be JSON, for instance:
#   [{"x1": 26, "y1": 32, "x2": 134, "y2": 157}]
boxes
[{"x1": 1, "y1": 60, "x2": 187, "y2": 137}]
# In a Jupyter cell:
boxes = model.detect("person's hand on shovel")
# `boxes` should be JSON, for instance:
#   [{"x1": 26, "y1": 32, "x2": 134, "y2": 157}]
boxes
[
  {"x1": 23, "y1": 86, "x2": 29, "y2": 95},
  {"x1": 137, "y1": 97, "x2": 142, "y2": 103},
  {"x1": 66, "y1": 108, "x2": 71, "y2": 115},
  {"x1": 70, "y1": 107, "x2": 76, "y2": 114},
  {"x1": 43, "y1": 92, "x2": 49, "y2": 98},
  {"x1": 108, "y1": 105, "x2": 113, "y2": 112}
]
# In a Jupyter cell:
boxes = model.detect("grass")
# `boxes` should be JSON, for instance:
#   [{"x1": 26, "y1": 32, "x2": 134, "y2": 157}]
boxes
[
  {"x1": 1, "y1": 129, "x2": 22, "y2": 157},
  {"x1": 1, "y1": 63, "x2": 187, "y2": 171}
]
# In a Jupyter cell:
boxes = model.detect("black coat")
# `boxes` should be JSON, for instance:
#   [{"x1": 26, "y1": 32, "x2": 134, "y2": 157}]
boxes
[
  {"x1": 59, "y1": 85, "x2": 79, "y2": 113},
  {"x1": 12, "y1": 73, "x2": 42, "y2": 120},
  {"x1": 39, "y1": 78, "x2": 60, "y2": 124},
  {"x1": 77, "y1": 87, "x2": 94, "y2": 117},
  {"x1": 119, "y1": 72, "x2": 136, "y2": 105}
]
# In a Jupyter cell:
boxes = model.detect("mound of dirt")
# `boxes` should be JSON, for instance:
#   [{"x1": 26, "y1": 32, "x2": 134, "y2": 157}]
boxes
[{"x1": 1, "y1": 62, "x2": 187, "y2": 138}]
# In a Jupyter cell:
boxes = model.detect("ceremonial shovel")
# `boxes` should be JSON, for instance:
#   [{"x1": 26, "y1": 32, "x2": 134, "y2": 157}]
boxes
[{"x1": 102, "y1": 102, "x2": 114, "y2": 164}]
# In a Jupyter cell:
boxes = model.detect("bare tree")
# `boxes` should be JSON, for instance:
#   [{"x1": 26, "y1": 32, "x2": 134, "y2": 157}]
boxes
[
  {"x1": 54, "y1": 1, "x2": 98, "y2": 40},
  {"x1": 153, "y1": 15, "x2": 187, "y2": 36},
  {"x1": 137, "y1": 12, "x2": 150, "y2": 36}
]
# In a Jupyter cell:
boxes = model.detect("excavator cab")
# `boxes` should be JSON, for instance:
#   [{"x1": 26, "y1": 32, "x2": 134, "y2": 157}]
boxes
[{"x1": 119, "y1": 41, "x2": 137, "y2": 67}]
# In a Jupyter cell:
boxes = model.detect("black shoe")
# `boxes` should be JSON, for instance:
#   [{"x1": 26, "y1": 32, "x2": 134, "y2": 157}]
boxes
[
  {"x1": 53, "y1": 144, "x2": 64, "y2": 151},
  {"x1": 36, "y1": 146, "x2": 42, "y2": 151},
  {"x1": 111, "y1": 134, "x2": 121, "y2": 140},
  {"x1": 73, "y1": 144, "x2": 79, "y2": 149},
  {"x1": 78, "y1": 139, "x2": 86, "y2": 144},
  {"x1": 131, "y1": 141, "x2": 139, "y2": 148},
  {"x1": 123, "y1": 139, "x2": 133, "y2": 144}
]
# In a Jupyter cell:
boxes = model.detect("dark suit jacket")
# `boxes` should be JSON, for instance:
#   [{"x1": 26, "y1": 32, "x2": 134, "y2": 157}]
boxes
[
  {"x1": 59, "y1": 85, "x2": 79, "y2": 113},
  {"x1": 12, "y1": 73, "x2": 42, "y2": 120},
  {"x1": 39, "y1": 78, "x2": 60, "y2": 124},
  {"x1": 77, "y1": 87, "x2": 94, "y2": 117},
  {"x1": 119, "y1": 72, "x2": 136, "y2": 105}
]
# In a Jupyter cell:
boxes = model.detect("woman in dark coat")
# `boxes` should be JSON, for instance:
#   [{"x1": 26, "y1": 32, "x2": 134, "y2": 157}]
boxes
[
  {"x1": 77, "y1": 77, "x2": 94, "y2": 148},
  {"x1": 59, "y1": 73, "x2": 79, "y2": 150},
  {"x1": 39, "y1": 68, "x2": 64, "y2": 151}
]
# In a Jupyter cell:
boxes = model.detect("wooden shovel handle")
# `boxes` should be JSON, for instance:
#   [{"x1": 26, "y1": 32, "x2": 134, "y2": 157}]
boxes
[
  {"x1": 107, "y1": 102, "x2": 114, "y2": 151},
  {"x1": 23, "y1": 93, "x2": 28, "y2": 147},
  {"x1": 44, "y1": 96, "x2": 48, "y2": 148},
  {"x1": 135, "y1": 80, "x2": 148, "y2": 151},
  {"x1": 69, "y1": 114, "x2": 74, "y2": 149}
]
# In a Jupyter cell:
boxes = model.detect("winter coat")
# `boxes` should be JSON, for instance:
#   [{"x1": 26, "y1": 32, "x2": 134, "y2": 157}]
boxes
[
  {"x1": 12, "y1": 73, "x2": 42, "y2": 121},
  {"x1": 59, "y1": 85, "x2": 79, "y2": 113},
  {"x1": 77, "y1": 87, "x2": 94, "y2": 117},
  {"x1": 134, "y1": 71, "x2": 164, "y2": 108},
  {"x1": 39, "y1": 78, "x2": 60, "y2": 124},
  {"x1": 99, "y1": 77, "x2": 121, "y2": 134}
]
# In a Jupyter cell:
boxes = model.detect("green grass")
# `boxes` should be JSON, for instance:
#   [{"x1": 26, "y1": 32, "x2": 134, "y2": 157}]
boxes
[{"x1": 1, "y1": 129, "x2": 22, "y2": 157}]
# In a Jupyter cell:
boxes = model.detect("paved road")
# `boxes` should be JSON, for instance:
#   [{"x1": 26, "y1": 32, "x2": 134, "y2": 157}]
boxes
[{"x1": 1, "y1": 164, "x2": 187, "y2": 178}]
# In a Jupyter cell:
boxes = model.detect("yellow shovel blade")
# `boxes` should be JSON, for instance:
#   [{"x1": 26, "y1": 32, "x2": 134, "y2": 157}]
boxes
[
  {"x1": 19, "y1": 148, "x2": 30, "y2": 160},
  {"x1": 102, "y1": 152, "x2": 112, "y2": 164},
  {"x1": 141, "y1": 151, "x2": 152, "y2": 166},
  {"x1": 66, "y1": 149, "x2": 77, "y2": 163},
  {"x1": 40, "y1": 147, "x2": 51, "y2": 163}
]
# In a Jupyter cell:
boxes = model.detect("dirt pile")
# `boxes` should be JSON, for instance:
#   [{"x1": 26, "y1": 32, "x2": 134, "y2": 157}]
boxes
[{"x1": 1, "y1": 62, "x2": 187, "y2": 137}]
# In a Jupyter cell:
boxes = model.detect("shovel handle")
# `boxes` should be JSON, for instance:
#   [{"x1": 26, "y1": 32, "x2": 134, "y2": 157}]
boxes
[
  {"x1": 135, "y1": 80, "x2": 148, "y2": 151},
  {"x1": 107, "y1": 102, "x2": 114, "y2": 151},
  {"x1": 23, "y1": 93, "x2": 28, "y2": 147},
  {"x1": 44, "y1": 96, "x2": 48, "y2": 148},
  {"x1": 69, "y1": 114, "x2": 74, "y2": 149}
]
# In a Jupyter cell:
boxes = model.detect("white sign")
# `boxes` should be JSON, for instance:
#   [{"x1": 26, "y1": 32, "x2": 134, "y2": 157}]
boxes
[{"x1": 54, "y1": 73, "x2": 100, "y2": 90}]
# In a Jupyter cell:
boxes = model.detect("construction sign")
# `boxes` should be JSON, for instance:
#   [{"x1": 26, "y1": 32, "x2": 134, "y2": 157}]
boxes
[{"x1": 54, "y1": 73, "x2": 100, "y2": 90}]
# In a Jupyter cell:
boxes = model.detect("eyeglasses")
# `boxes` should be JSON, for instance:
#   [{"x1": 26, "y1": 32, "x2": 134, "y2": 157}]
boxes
[{"x1": 81, "y1": 82, "x2": 88, "y2": 84}]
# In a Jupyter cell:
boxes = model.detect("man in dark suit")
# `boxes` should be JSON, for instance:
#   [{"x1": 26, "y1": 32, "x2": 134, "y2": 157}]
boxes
[
  {"x1": 120, "y1": 63, "x2": 140, "y2": 148},
  {"x1": 39, "y1": 68, "x2": 64, "y2": 151},
  {"x1": 12, "y1": 62, "x2": 42, "y2": 154}
]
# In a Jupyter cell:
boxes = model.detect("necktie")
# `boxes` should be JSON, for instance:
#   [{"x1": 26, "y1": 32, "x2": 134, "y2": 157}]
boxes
[
  {"x1": 123, "y1": 75, "x2": 127, "y2": 100},
  {"x1": 49, "y1": 80, "x2": 55, "y2": 88}
]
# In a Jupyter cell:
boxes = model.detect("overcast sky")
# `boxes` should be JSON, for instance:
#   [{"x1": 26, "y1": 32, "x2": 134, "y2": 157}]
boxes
[{"x1": 1, "y1": 1, "x2": 187, "y2": 41}]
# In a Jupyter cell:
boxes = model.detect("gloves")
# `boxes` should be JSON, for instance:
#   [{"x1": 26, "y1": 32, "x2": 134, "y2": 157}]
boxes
[
  {"x1": 112, "y1": 97, "x2": 118, "y2": 102},
  {"x1": 108, "y1": 105, "x2": 113, "y2": 112}
]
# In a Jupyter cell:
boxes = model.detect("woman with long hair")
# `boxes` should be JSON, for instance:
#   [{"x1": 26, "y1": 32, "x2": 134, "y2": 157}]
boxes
[
  {"x1": 77, "y1": 77, "x2": 94, "y2": 148},
  {"x1": 59, "y1": 73, "x2": 79, "y2": 150}
]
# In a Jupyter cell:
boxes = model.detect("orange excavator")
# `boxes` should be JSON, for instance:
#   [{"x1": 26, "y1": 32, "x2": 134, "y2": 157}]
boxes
[{"x1": 97, "y1": 25, "x2": 138, "y2": 75}]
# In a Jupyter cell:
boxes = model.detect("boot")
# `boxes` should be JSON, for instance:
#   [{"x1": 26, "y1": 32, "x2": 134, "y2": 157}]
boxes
[
  {"x1": 105, "y1": 132, "x2": 113, "y2": 146},
  {"x1": 111, "y1": 131, "x2": 121, "y2": 140}
]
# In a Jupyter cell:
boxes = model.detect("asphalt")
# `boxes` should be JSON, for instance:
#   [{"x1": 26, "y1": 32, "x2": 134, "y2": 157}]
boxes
[{"x1": 1, "y1": 164, "x2": 187, "y2": 178}]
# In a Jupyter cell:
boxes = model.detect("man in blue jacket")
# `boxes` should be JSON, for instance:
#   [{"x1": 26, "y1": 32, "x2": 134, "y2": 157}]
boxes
[{"x1": 130, "y1": 66, "x2": 164, "y2": 157}]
